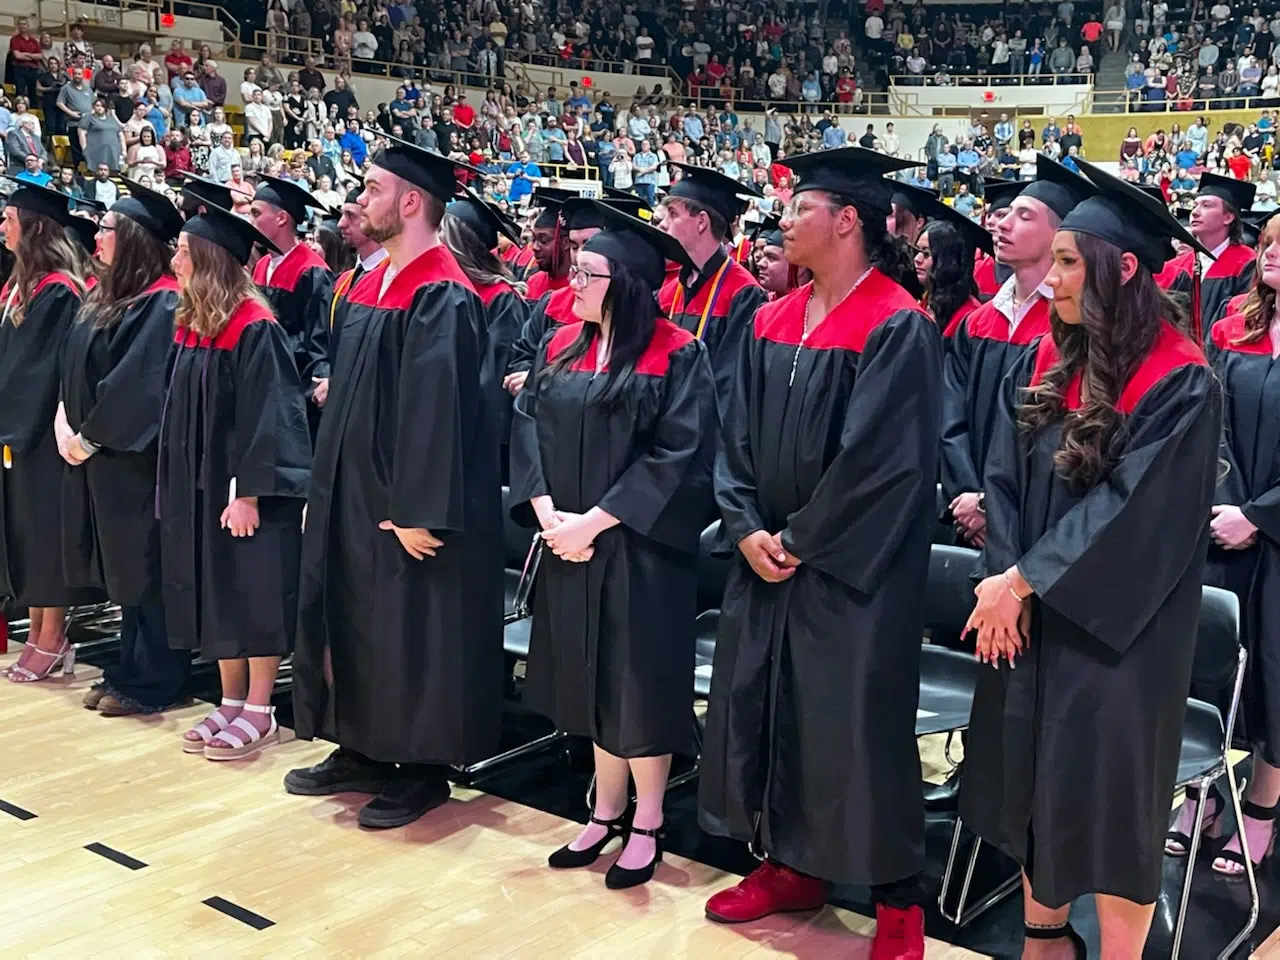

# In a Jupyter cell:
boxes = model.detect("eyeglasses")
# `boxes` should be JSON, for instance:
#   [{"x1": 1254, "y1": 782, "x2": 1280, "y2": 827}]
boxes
[{"x1": 568, "y1": 264, "x2": 611, "y2": 286}]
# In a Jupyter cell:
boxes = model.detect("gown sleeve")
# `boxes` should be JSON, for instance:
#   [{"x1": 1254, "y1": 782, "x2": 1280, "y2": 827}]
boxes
[
  {"x1": 714, "y1": 329, "x2": 766, "y2": 546},
  {"x1": 1010, "y1": 363, "x2": 1223, "y2": 655},
  {"x1": 781, "y1": 310, "x2": 944, "y2": 592},
  {"x1": 505, "y1": 293, "x2": 551, "y2": 375},
  {"x1": 298, "y1": 265, "x2": 334, "y2": 393},
  {"x1": 597, "y1": 340, "x2": 718, "y2": 554},
  {"x1": 1204, "y1": 339, "x2": 1250, "y2": 510},
  {"x1": 78, "y1": 289, "x2": 176, "y2": 453},
  {"x1": 507, "y1": 335, "x2": 548, "y2": 521},
  {"x1": 482, "y1": 290, "x2": 529, "y2": 407},
  {"x1": 389, "y1": 281, "x2": 486, "y2": 534},
  {"x1": 709, "y1": 284, "x2": 767, "y2": 411},
  {"x1": 939, "y1": 320, "x2": 981, "y2": 501},
  {"x1": 231, "y1": 320, "x2": 312, "y2": 500},
  {"x1": 0, "y1": 284, "x2": 80, "y2": 451}
]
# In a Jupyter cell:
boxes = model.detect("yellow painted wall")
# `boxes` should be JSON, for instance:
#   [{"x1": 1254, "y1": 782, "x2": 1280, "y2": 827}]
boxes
[{"x1": 1072, "y1": 109, "x2": 1266, "y2": 153}]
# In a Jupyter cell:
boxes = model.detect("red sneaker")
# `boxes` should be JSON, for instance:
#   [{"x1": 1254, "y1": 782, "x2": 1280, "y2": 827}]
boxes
[
  {"x1": 870, "y1": 903, "x2": 925, "y2": 960},
  {"x1": 705, "y1": 861, "x2": 830, "y2": 923}
]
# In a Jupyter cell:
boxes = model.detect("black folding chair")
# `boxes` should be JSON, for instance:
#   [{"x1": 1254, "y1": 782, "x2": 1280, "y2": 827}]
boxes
[{"x1": 1168, "y1": 586, "x2": 1254, "y2": 960}]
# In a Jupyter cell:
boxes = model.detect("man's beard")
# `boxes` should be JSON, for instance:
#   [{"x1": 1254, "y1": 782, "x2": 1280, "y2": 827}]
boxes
[{"x1": 362, "y1": 207, "x2": 403, "y2": 243}]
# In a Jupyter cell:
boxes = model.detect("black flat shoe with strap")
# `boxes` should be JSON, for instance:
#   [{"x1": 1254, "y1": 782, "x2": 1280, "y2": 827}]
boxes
[
  {"x1": 1165, "y1": 783, "x2": 1225, "y2": 857},
  {"x1": 548, "y1": 811, "x2": 631, "y2": 869},
  {"x1": 605, "y1": 822, "x2": 664, "y2": 890},
  {"x1": 1025, "y1": 921, "x2": 1086, "y2": 959},
  {"x1": 1212, "y1": 798, "x2": 1279, "y2": 879}
]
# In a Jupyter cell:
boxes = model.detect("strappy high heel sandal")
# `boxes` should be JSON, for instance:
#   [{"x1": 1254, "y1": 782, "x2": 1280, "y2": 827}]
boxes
[
  {"x1": 1212, "y1": 799, "x2": 1279, "y2": 879},
  {"x1": 182, "y1": 698, "x2": 246, "y2": 754},
  {"x1": 1166, "y1": 784, "x2": 1225, "y2": 857},
  {"x1": 605, "y1": 821, "x2": 665, "y2": 889},
  {"x1": 204, "y1": 703, "x2": 280, "y2": 760},
  {"x1": 548, "y1": 811, "x2": 631, "y2": 868},
  {"x1": 6, "y1": 640, "x2": 75, "y2": 683},
  {"x1": 1024, "y1": 921, "x2": 1086, "y2": 959}
]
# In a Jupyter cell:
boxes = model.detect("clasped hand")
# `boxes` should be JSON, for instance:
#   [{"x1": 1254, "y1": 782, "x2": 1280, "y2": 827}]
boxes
[
  {"x1": 533, "y1": 497, "x2": 596, "y2": 562},
  {"x1": 1210, "y1": 504, "x2": 1258, "y2": 550},
  {"x1": 950, "y1": 491, "x2": 986, "y2": 547},
  {"x1": 964, "y1": 568, "x2": 1031, "y2": 669},
  {"x1": 378, "y1": 520, "x2": 444, "y2": 560},
  {"x1": 738, "y1": 530, "x2": 801, "y2": 583}
]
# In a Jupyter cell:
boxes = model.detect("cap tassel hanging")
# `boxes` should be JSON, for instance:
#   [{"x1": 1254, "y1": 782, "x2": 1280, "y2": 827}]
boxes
[{"x1": 1191, "y1": 258, "x2": 1203, "y2": 344}]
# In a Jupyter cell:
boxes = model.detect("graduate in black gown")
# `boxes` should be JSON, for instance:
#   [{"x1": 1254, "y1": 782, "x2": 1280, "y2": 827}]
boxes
[
  {"x1": 328, "y1": 185, "x2": 388, "y2": 337},
  {"x1": 960, "y1": 160, "x2": 1222, "y2": 957},
  {"x1": 1160, "y1": 172, "x2": 1257, "y2": 332},
  {"x1": 656, "y1": 164, "x2": 767, "y2": 409},
  {"x1": 698, "y1": 147, "x2": 941, "y2": 957},
  {"x1": 0, "y1": 182, "x2": 103, "y2": 684},
  {"x1": 523, "y1": 185, "x2": 575, "y2": 301},
  {"x1": 502, "y1": 193, "x2": 651, "y2": 395},
  {"x1": 886, "y1": 181, "x2": 937, "y2": 244},
  {"x1": 752, "y1": 216, "x2": 811, "y2": 300},
  {"x1": 1167, "y1": 211, "x2": 1280, "y2": 879},
  {"x1": 912, "y1": 194, "x2": 988, "y2": 338},
  {"x1": 509, "y1": 201, "x2": 717, "y2": 890},
  {"x1": 973, "y1": 179, "x2": 1022, "y2": 298},
  {"x1": 161, "y1": 201, "x2": 311, "y2": 760},
  {"x1": 248, "y1": 174, "x2": 334, "y2": 438},
  {"x1": 441, "y1": 188, "x2": 528, "y2": 478},
  {"x1": 58, "y1": 179, "x2": 193, "y2": 714},
  {"x1": 287, "y1": 142, "x2": 504, "y2": 830}
]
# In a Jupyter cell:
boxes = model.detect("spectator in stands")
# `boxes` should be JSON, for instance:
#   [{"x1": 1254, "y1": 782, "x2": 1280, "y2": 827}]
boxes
[
  {"x1": 79, "y1": 97, "x2": 124, "y2": 174},
  {"x1": 208, "y1": 130, "x2": 240, "y2": 183},
  {"x1": 1049, "y1": 37, "x2": 1077, "y2": 77},
  {"x1": 339, "y1": 118, "x2": 367, "y2": 166},
  {"x1": 199, "y1": 60, "x2": 227, "y2": 108},
  {"x1": 173, "y1": 70, "x2": 212, "y2": 129},
  {"x1": 245, "y1": 89, "x2": 274, "y2": 145},
  {"x1": 56, "y1": 68, "x2": 92, "y2": 162},
  {"x1": 9, "y1": 19, "x2": 42, "y2": 105},
  {"x1": 127, "y1": 126, "x2": 166, "y2": 182},
  {"x1": 300, "y1": 57, "x2": 326, "y2": 95},
  {"x1": 123, "y1": 102, "x2": 154, "y2": 149},
  {"x1": 164, "y1": 39, "x2": 192, "y2": 84},
  {"x1": 5, "y1": 113, "x2": 44, "y2": 175},
  {"x1": 91, "y1": 54, "x2": 121, "y2": 99}
]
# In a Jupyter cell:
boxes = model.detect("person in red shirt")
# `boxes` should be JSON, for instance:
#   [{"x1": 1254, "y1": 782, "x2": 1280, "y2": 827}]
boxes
[
  {"x1": 8, "y1": 17, "x2": 43, "y2": 104},
  {"x1": 1227, "y1": 146, "x2": 1253, "y2": 181},
  {"x1": 1080, "y1": 16, "x2": 1103, "y2": 46},
  {"x1": 453, "y1": 93, "x2": 476, "y2": 130},
  {"x1": 706, "y1": 55, "x2": 726, "y2": 83},
  {"x1": 836, "y1": 71, "x2": 857, "y2": 109},
  {"x1": 164, "y1": 39, "x2": 193, "y2": 83}
]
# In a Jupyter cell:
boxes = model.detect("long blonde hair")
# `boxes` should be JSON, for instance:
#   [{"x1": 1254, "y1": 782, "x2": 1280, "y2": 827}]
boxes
[
  {"x1": 6, "y1": 209, "x2": 88, "y2": 326},
  {"x1": 175, "y1": 233, "x2": 272, "y2": 339}
]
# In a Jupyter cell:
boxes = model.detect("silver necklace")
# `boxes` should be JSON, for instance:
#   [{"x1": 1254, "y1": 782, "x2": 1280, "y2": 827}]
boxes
[{"x1": 788, "y1": 268, "x2": 873, "y2": 386}]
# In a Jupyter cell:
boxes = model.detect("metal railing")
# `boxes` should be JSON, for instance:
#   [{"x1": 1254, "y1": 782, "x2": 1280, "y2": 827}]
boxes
[
  {"x1": 889, "y1": 71, "x2": 1095, "y2": 87},
  {"x1": 684, "y1": 83, "x2": 902, "y2": 115},
  {"x1": 1090, "y1": 85, "x2": 1280, "y2": 115}
]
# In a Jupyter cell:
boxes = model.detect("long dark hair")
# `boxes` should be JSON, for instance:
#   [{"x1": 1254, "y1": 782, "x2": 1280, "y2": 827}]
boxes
[
  {"x1": 311, "y1": 224, "x2": 354, "y2": 274},
  {"x1": 80, "y1": 214, "x2": 172, "y2": 329},
  {"x1": 827, "y1": 185, "x2": 924, "y2": 298},
  {"x1": 7, "y1": 209, "x2": 88, "y2": 325},
  {"x1": 440, "y1": 214, "x2": 525, "y2": 295},
  {"x1": 1018, "y1": 232, "x2": 1187, "y2": 491},
  {"x1": 920, "y1": 220, "x2": 976, "y2": 331},
  {"x1": 540, "y1": 259, "x2": 659, "y2": 405}
]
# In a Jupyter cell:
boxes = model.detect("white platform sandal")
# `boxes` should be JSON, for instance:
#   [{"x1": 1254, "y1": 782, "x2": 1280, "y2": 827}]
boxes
[
  {"x1": 204, "y1": 703, "x2": 279, "y2": 761},
  {"x1": 182, "y1": 698, "x2": 246, "y2": 754}
]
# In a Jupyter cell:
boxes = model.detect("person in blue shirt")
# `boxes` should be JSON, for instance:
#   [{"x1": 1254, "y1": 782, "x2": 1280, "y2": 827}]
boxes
[
  {"x1": 506, "y1": 151, "x2": 540, "y2": 202},
  {"x1": 994, "y1": 114, "x2": 1013, "y2": 148},
  {"x1": 1041, "y1": 119, "x2": 1061, "y2": 143},
  {"x1": 543, "y1": 118, "x2": 567, "y2": 163},
  {"x1": 952, "y1": 183, "x2": 976, "y2": 215},
  {"x1": 1258, "y1": 113, "x2": 1274, "y2": 139},
  {"x1": 956, "y1": 140, "x2": 982, "y2": 192},
  {"x1": 631, "y1": 139, "x2": 660, "y2": 206},
  {"x1": 1170, "y1": 168, "x2": 1197, "y2": 194},
  {"x1": 339, "y1": 118, "x2": 367, "y2": 166},
  {"x1": 822, "y1": 123, "x2": 847, "y2": 148},
  {"x1": 907, "y1": 170, "x2": 933, "y2": 190},
  {"x1": 565, "y1": 82, "x2": 591, "y2": 112},
  {"x1": 1061, "y1": 146, "x2": 1081, "y2": 172},
  {"x1": 935, "y1": 148, "x2": 958, "y2": 195},
  {"x1": 1175, "y1": 141, "x2": 1199, "y2": 170},
  {"x1": 15, "y1": 155, "x2": 52, "y2": 186},
  {"x1": 683, "y1": 111, "x2": 704, "y2": 142},
  {"x1": 140, "y1": 94, "x2": 167, "y2": 138}
]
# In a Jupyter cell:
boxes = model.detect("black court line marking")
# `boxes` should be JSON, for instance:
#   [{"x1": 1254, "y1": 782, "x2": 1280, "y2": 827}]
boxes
[
  {"x1": 84, "y1": 842, "x2": 147, "y2": 870},
  {"x1": 203, "y1": 896, "x2": 275, "y2": 930},
  {"x1": 0, "y1": 799, "x2": 35, "y2": 821}
]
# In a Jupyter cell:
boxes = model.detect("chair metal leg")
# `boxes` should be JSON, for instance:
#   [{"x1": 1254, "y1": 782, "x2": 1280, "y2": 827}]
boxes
[
  {"x1": 452, "y1": 732, "x2": 568, "y2": 784},
  {"x1": 1171, "y1": 775, "x2": 1213, "y2": 960},
  {"x1": 938, "y1": 814, "x2": 1021, "y2": 927},
  {"x1": 1216, "y1": 762, "x2": 1260, "y2": 960}
]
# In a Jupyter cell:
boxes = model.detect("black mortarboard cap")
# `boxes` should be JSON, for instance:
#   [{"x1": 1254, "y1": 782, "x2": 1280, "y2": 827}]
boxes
[
  {"x1": 1, "y1": 176, "x2": 72, "y2": 222},
  {"x1": 1198, "y1": 171, "x2": 1256, "y2": 213},
  {"x1": 578, "y1": 200, "x2": 693, "y2": 289},
  {"x1": 180, "y1": 173, "x2": 234, "y2": 212},
  {"x1": 890, "y1": 182, "x2": 939, "y2": 217},
  {"x1": 753, "y1": 214, "x2": 784, "y2": 248},
  {"x1": 113, "y1": 177, "x2": 183, "y2": 243},
  {"x1": 1063, "y1": 158, "x2": 1211, "y2": 273},
  {"x1": 370, "y1": 135, "x2": 483, "y2": 203},
  {"x1": 182, "y1": 201, "x2": 280, "y2": 265},
  {"x1": 532, "y1": 185, "x2": 576, "y2": 228},
  {"x1": 1241, "y1": 209, "x2": 1278, "y2": 248},
  {"x1": 982, "y1": 178, "x2": 1025, "y2": 212},
  {"x1": 665, "y1": 161, "x2": 754, "y2": 220},
  {"x1": 604, "y1": 186, "x2": 653, "y2": 212},
  {"x1": 779, "y1": 146, "x2": 921, "y2": 215},
  {"x1": 448, "y1": 186, "x2": 520, "y2": 248},
  {"x1": 922, "y1": 196, "x2": 994, "y2": 255},
  {"x1": 1021, "y1": 155, "x2": 1094, "y2": 220},
  {"x1": 344, "y1": 185, "x2": 363, "y2": 207},
  {"x1": 764, "y1": 141, "x2": 780, "y2": 163},
  {"x1": 253, "y1": 173, "x2": 323, "y2": 224},
  {"x1": 65, "y1": 214, "x2": 98, "y2": 253},
  {"x1": 1137, "y1": 184, "x2": 1167, "y2": 204},
  {"x1": 561, "y1": 194, "x2": 652, "y2": 231},
  {"x1": 74, "y1": 196, "x2": 107, "y2": 216}
]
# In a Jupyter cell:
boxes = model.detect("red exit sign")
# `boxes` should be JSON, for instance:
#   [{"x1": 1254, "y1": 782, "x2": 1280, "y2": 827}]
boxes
[{"x1": 160, "y1": 12, "x2": 175, "y2": 28}]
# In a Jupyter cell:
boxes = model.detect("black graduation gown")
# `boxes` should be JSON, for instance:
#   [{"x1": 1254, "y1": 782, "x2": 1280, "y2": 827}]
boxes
[
  {"x1": 253, "y1": 241, "x2": 334, "y2": 432},
  {"x1": 659, "y1": 248, "x2": 767, "y2": 410},
  {"x1": 509, "y1": 319, "x2": 718, "y2": 757},
  {"x1": 1167, "y1": 243, "x2": 1256, "y2": 334},
  {"x1": 157, "y1": 301, "x2": 311, "y2": 659},
  {"x1": 960, "y1": 325, "x2": 1221, "y2": 908},
  {"x1": 1206, "y1": 313, "x2": 1280, "y2": 765},
  {"x1": 699, "y1": 271, "x2": 943, "y2": 886},
  {"x1": 506, "y1": 286, "x2": 576, "y2": 376},
  {"x1": 939, "y1": 296, "x2": 1051, "y2": 503},
  {"x1": 475, "y1": 279, "x2": 529, "y2": 477},
  {"x1": 0, "y1": 273, "x2": 103, "y2": 608},
  {"x1": 292, "y1": 246, "x2": 505, "y2": 767},
  {"x1": 61, "y1": 276, "x2": 179, "y2": 605}
]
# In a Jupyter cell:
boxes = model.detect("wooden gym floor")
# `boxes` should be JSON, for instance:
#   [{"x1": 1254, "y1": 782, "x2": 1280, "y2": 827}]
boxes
[{"x1": 0, "y1": 651, "x2": 988, "y2": 959}]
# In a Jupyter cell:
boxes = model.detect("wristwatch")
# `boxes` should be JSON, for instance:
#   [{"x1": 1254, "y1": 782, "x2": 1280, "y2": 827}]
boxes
[
  {"x1": 76, "y1": 434, "x2": 100, "y2": 458},
  {"x1": 976, "y1": 492, "x2": 986, "y2": 514}
]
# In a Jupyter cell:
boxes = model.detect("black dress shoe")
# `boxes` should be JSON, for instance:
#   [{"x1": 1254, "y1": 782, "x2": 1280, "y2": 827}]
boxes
[
  {"x1": 358, "y1": 776, "x2": 452, "y2": 829},
  {"x1": 605, "y1": 823, "x2": 664, "y2": 890},
  {"x1": 924, "y1": 765, "x2": 962, "y2": 812},
  {"x1": 548, "y1": 811, "x2": 631, "y2": 868},
  {"x1": 284, "y1": 747, "x2": 398, "y2": 796}
]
